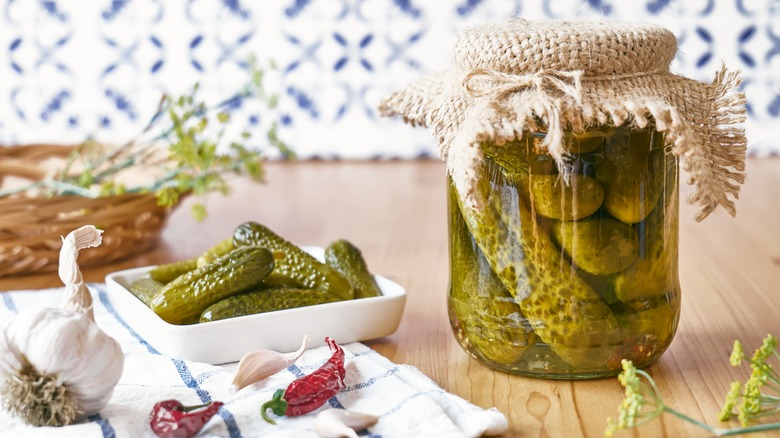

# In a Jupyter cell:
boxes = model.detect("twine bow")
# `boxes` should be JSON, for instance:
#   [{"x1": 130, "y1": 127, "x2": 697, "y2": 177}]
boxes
[
  {"x1": 462, "y1": 68, "x2": 585, "y2": 155},
  {"x1": 462, "y1": 68, "x2": 584, "y2": 103}
]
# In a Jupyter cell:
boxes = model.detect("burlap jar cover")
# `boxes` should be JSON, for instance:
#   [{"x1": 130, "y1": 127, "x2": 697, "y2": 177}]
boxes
[{"x1": 380, "y1": 19, "x2": 747, "y2": 221}]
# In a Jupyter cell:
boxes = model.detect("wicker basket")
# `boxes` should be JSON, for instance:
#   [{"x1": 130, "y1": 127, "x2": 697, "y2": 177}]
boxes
[{"x1": 0, "y1": 144, "x2": 173, "y2": 277}]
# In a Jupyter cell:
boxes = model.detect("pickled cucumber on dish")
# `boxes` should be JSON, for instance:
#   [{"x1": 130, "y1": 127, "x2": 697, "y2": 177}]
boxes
[
  {"x1": 324, "y1": 239, "x2": 382, "y2": 299},
  {"x1": 150, "y1": 246, "x2": 276, "y2": 324},
  {"x1": 448, "y1": 185, "x2": 534, "y2": 364},
  {"x1": 149, "y1": 259, "x2": 198, "y2": 284},
  {"x1": 550, "y1": 218, "x2": 639, "y2": 275},
  {"x1": 129, "y1": 277, "x2": 164, "y2": 306},
  {"x1": 596, "y1": 128, "x2": 664, "y2": 224},
  {"x1": 150, "y1": 238, "x2": 236, "y2": 284},
  {"x1": 455, "y1": 164, "x2": 618, "y2": 368},
  {"x1": 528, "y1": 174, "x2": 604, "y2": 221},
  {"x1": 199, "y1": 288, "x2": 341, "y2": 322},
  {"x1": 233, "y1": 222, "x2": 354, "y2": 300},
  {"x1": 196, "y1": 238, "x2": 234, "y2": 268},
  {"x1": 612, "y1": 194, "x2": 679, "y2": 303}
]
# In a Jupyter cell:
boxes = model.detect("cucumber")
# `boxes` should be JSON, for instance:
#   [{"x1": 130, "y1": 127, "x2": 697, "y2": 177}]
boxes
[
  {"x1": 448, "y1": 184, "x2": 534, "y2": 364},
  {"x1": 551, "y1": 218, "x2": 638, "y2": 275},
  {"x1": 200, "y1": 288, "x2": 341, "y2": 322},
  {"x1": 149, "y1": 246, "x2": 275, "y2": 324},
  {"x1": 129, "y1": 277, "x2": 164, "y2": 306},
  {"x1": 196, "y1": 238, "x2": 235, "y2": 268},
  {"x1": 529, "y1": 174, "x2": 604, "y2": 221},
  {"x1": 149, "y1": 259, "x2": 198, "y2": 284},
  {"x1": 149, "y1": 238, "x2": 237, "y2": 283},
  {"x1": 456, "y1": 160, "x2": 618, "y2": 368},
  {"x1": 324, "y1": 240, "x2": 381, "y2": 299},
  {"x1": 233, "y1": 222, "x2": 353, "y2": 300}
]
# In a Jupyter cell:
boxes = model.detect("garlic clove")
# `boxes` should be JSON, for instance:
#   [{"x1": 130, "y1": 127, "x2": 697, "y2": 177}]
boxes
[
  {"x1": 232, "y1": 335, "x2": 310, "y2": 390},
  {"x1": 315, "y1": 409, "x2": 379, "y2": 438}
]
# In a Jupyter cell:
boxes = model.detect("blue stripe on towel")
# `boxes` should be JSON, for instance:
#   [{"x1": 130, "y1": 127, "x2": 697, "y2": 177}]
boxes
[
  {"x1": 288, "y1": 363, "x2": 306, "y2": 379},
  {"x1": 218, "y1": 408, "x2": 242, "y2": 438},
  {"x1": 96, "y1": 284, "x2": 241, "y2": 438},
  {"x1": 2, "y1": 293, "x2": 17, "y2": 314},
  {"x1": 171, "y1": 358, "x2": 242, "y2": 438},
  {"x1": 87, "y1": 413, "x2": 116, "y2": 438},
  {"x1": 96, "y1": 286, "x2": 160, "y2": 355},
  {"x1": 343, "y1": 367, "x2": 401, "y2": 393},
  {"x1": 172, "y1": 358, "x2": 211, "y2": 403}
]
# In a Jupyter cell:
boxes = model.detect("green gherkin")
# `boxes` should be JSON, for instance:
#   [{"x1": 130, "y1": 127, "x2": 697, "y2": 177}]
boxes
[
  {"x1": 448, "y1": 184, "x2": 534, "y2": 365},
  {"x1": 455, "y1": 161, "x2": 618, "y2": 368},
  {"x1": 149, "y1": 238, "x2": 237, "y2": 284},
  {"x1": 551, "y1": 218, "x2": 639, "y2": 276},
  {"x1": 529, "y1": 174, "x2": 604, "y2": 221},
  {"x1": 612, "y1": 301, "x2": 679, "y2": 366},
  {"x1": 200, "y1": 288, "x2": 341, "y2": 322},
  {"x1": 595, "y1": 129, "x2": 665, "y2": 224},
  {"x1": 196, "y1": 238, "x2": 235, "y2": 267},
  {"x1": 129, "y1": 277, "x2": 164, "y2": 306},
  {"x1": 324, "y1": 239, "x2": 381, "y2": 299},
  {"x1": 612, "y1": 192, "x2": 680, "y2": 303},
  {"x1": 150, "y1": 246, "x2": 275, "y2": 324},
  {"x1": 233, "y1": 222, "x2": 354, "y2": 300},
  {"x1": 149, "y1": 259, "x2": 198, "y2": 284}
]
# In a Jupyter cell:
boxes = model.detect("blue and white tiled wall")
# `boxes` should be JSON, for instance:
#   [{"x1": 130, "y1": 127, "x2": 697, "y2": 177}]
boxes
[{"x1": 1, "y1": 0, "x2": 778, "y2": 158}]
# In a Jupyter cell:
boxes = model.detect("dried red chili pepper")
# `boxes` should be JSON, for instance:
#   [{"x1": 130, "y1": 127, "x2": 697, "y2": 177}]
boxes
[
  {"x1": 150, "y1": 399, "x2": 224, "y2": 438},
  {"x1": 261, "y1": 337, "x2": 346, "y2": 424}
]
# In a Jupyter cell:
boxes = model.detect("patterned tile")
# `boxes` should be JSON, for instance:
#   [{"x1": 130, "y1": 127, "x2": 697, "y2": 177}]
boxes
[{"x1": 0, "y1": 0, "x2": 776, "y2": 156}]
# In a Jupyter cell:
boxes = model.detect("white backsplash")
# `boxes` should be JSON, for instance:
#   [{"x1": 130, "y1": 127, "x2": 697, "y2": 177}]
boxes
[{"x1": 0, "y1": 0, "x2": 777, "y2": 157}]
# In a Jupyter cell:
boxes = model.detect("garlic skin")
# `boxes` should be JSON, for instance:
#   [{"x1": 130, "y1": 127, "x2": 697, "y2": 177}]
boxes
[
  {"x1": 315, "y1": 409, "x2": 379, "y2": 438},
  {"x1": 232, "y1": 335, "x2": 310, "y2": 391},
  {"x1": 0, "y1": 225, "x2": 124, "y2": 426}
]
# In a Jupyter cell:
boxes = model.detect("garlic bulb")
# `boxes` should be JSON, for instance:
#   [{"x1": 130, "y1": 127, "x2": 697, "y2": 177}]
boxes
[{"x1": 0, "y1": 225, "x2": 124, "y2": 426}]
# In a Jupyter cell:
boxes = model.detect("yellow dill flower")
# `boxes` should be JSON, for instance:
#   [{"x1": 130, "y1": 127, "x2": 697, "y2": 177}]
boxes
[
  {"x1": 719, "y1": 382, "x2": 742, "y2": 421},
  {"x1": 731, "y1": 340, "x2": 745, "y2": 366}
]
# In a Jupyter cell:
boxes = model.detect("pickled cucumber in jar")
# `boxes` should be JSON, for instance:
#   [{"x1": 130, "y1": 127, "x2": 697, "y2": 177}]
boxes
[
  {"x1": 453, "y1": 163, "x2": 619, "y2": 371},
  {"x1": 596, "y1": 129, "x2": 665, "y2": 224},
  {"x1": 551, "y1": 218, "x2": 638, "y2": 275},
  {"x1": 612, "y1": 182, "x2": 680, "y2": 303},
  {"x1": 448, "y1": 185, "x2": 535, "y2": 365},
  {"x1": 448, "y1": 126, "x2": 680, "y2": 378},
  {"x1": 529, "y1": 174, "x2": 604, "y2": 221}
]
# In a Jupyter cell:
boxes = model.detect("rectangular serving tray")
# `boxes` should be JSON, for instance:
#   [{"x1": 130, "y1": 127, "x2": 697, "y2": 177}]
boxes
[{"x1": 105, "y1": 247, "x2": 406, "y2": 364}]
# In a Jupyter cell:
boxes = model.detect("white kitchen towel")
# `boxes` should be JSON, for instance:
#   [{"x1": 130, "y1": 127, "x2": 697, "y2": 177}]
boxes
[{"x1": 0, "y1": 285, "x2": 507, "y2": 438}]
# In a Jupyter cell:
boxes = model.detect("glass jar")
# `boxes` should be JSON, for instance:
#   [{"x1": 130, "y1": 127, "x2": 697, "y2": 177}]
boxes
[{"x1": 447, "y1": 125, "x2": 681, "y2": 379}]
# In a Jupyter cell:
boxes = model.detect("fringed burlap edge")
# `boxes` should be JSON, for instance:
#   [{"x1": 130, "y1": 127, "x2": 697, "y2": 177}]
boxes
[{"x1": 380, "y1": 65, "x2": 747, "y2": 221}]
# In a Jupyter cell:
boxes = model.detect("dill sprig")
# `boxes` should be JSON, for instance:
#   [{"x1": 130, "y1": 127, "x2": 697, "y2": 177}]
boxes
[
  {"x1": 720, "y1": 335, "x2": 780, "y2": 426},
  {"x1": 0, "y1": 56, "x2": 289, "y2": 221},
  {"x1": 606, "y1": 335, "x2": 780, "y2": 437}
]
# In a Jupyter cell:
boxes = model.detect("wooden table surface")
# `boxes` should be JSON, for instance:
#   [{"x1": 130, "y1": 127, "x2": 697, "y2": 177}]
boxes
[{"x1": 2, "y1": 158, "x2": 779, "y2": 437}]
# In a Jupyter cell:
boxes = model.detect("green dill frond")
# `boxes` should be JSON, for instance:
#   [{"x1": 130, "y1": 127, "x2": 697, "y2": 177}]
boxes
[{"x1": 2, "y1": 55, "x2": 289, "y2": 221}]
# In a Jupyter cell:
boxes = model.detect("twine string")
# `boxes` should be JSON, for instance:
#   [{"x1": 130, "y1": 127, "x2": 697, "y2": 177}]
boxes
[{"x1": 462, "y1": 68, "x2": 584, "y2": 105}]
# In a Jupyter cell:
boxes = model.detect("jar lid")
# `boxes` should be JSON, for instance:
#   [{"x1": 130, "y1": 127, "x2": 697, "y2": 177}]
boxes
[
  {"x1": 380, "y1": 19, "x2": 747, "y2": 221},
  {"x1": 454, "y1": 19, "x2": 677, "y2": 77}
]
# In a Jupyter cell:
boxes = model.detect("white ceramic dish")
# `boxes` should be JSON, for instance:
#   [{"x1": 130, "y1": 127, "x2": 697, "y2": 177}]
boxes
[{"x1": 105, "y1": 247, "x2": 406, "y2": 364}]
